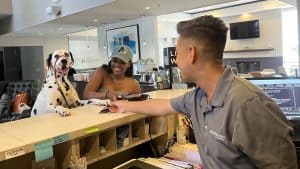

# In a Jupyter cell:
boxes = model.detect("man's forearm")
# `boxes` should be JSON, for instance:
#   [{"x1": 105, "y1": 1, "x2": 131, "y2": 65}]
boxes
[{"x1": 121, "y1": 99, "x2": 177, "y2": 116}]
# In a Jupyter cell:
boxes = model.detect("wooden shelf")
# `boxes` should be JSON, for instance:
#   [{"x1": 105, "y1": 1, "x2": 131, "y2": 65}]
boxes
[
  {"x1": 87, "y1": 132, "x2": 166, "y2": 165},
  {"x1": 224, "y1": 48, "x2": 274, "y2": 53}
]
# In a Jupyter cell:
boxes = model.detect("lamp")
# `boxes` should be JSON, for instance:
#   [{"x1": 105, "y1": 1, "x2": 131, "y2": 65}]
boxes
[{"x1": 46, "y1": 5, "x2": 61, "y2": 16}]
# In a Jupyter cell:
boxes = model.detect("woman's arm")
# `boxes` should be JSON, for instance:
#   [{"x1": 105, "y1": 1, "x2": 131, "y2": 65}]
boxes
[{"x1": 83, "y1": 68, "x2": 106, "y2": 99}]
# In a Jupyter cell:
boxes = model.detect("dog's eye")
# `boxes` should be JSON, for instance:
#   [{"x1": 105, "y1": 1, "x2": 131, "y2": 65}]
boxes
[
  {"x1": 64, "y1": 53, "x2": 70, "y2": 57},
  {"x1": 54, "y1": 55, "x2": 59, "y2": 58}
]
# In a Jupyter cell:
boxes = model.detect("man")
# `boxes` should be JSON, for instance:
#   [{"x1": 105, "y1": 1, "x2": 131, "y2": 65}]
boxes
[{"x1": 110, "y1": 15, "x2": 297, "y2": 169}]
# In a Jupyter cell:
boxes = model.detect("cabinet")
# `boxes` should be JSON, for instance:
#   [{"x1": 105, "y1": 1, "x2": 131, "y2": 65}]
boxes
[
  {"x1": 0, "y1": 47, "x2": 22, "y2": 81},
  {"x1": 0, "y1": 46, "x2": 44, "y2": 81}
]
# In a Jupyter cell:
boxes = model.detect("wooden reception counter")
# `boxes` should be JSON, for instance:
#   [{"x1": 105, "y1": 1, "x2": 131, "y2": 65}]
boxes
[{"x1": 0, "y1": 89, "x2": 188, "y2": 169}]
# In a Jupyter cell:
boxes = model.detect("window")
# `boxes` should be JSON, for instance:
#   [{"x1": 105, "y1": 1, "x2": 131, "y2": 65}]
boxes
[
  {"x1": 68, "y1": 28, "x2": 101, "y2": 69},
  {"x1": 282, "y1": 8, "x2": 299, "y2": 76}
]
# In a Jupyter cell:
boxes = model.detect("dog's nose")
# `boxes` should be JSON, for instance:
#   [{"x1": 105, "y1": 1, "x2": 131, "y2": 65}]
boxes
[{"x1": 61, "y1": 59, "x2": 67, "y2": 65}]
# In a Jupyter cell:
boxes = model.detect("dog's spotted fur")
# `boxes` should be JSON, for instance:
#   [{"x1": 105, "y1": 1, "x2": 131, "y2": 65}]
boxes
[{"x1": 31, "y1": 49, "x2": 109, "y2": 117}]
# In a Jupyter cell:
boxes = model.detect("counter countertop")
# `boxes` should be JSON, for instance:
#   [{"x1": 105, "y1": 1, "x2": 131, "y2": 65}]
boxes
[{"x1": 0, "y1": 89, "x2": 190, "y2": 161}]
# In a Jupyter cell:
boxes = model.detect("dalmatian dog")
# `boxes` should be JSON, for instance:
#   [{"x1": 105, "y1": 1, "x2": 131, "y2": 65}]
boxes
[{"x1": 31, "y1": 49, "x2": 109, "y2": 117}]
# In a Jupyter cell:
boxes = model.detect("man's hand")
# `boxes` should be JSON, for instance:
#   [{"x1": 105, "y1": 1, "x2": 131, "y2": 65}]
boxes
[{"x1": 109, "y1": 100, "x2": 128, "y2": 113}]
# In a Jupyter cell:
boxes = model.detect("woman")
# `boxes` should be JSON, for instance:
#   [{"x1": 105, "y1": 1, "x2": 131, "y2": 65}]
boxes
[{"x1": 84, "y1": 45, "x2": 141, "y2": 101}]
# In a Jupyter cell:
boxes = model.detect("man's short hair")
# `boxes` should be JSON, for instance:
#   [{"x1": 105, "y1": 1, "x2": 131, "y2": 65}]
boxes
[{"x1": 177, "y1": 15, "x2": 228, "y2": 64}]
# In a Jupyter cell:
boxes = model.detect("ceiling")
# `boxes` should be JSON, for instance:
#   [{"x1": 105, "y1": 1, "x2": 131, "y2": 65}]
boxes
[
  {"x1": 193, "y1": 0, "x2": 293, "y2": 18},
  {"x1": 1, "y1": 0, "x2": 297, "y2": 37},
  {"x1": 49, "y1": 0, "x2": 237, "y2": 26}
]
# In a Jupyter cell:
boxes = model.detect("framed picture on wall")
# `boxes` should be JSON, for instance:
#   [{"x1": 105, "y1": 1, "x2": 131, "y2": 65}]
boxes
[{"x1": 106, "y1": 24, "x2": 141, "y2": 61}]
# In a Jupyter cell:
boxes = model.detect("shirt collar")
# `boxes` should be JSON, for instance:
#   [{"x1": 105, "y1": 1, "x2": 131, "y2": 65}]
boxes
[{"x1": 210, "y1": 66, "x2": 235, "y2": 107}]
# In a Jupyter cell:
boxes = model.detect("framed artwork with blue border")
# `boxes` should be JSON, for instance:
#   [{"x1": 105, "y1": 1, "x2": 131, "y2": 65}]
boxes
[{"x1": 106, "y1": 24, "x2": 141, "y2": 61}]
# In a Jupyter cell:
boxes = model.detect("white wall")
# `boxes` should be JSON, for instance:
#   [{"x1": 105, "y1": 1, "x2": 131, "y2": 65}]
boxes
[
  {"x1": 97, "y1": 16, "x2": 159, "y2": 67},
  {"x1": 69, "y1": 37, "x2": 101, "y2": 69},
  {"x1": 222, "y1": 9, "x2": 283, "y2": 58},
  {"x1": 0, "y1": 35, "x2": 68, "y2": 67},
  {"x1": 68, "y1": 28, "x2": 101, "y2": 69},
  {"x1": 155, "y1": 9, "x2": 284, "y2": 61},
  {"x1": 157, "y1": 13, "x2": 191, "y2": 66}
]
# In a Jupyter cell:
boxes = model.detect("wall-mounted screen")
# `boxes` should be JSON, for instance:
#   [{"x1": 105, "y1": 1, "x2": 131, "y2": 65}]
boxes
[{"x1": 230, "y1": 20, "x2": 260, "y2": 40}]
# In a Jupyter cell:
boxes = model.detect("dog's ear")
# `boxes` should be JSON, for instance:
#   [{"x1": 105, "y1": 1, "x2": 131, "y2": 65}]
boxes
[
  {"x1": 47, "y1": 53, "x2": 52, "y2": 68},
  {"x1": 69, "y1": 51, "x2": 74, "y2": 63}
]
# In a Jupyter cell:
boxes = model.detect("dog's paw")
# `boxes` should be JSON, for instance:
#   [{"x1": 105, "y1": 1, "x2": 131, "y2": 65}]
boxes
[
  {"x1": 88, "y1": 99, "x2": 110, "y2": 106},
  {"x1": 56, "y1": 107, "x2": 71, "y2": 117}
]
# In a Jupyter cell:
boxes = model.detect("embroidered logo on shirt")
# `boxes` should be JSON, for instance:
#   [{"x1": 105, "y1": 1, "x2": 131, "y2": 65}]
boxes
[{"x1": 209, "y1": 129, "x2": 225, "y2": 141}]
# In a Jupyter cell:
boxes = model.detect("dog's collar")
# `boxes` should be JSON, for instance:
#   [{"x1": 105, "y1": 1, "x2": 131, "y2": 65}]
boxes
[{"x1": 55, "y1": 75, "x2": 70, "y2": 107}]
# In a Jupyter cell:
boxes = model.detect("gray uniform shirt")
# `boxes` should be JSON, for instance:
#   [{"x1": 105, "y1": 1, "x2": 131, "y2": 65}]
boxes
[{"x1": 171, "y1": 66, "x2": 297, "y2": 169}]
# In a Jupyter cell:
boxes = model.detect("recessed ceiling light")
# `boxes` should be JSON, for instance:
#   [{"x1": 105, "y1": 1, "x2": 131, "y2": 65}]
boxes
[
  {"x1": 241, "y1": 13, "x2": 252, "y2": 19},
  {"x1": 144, "y1": 6, "x2": 151, "y2": 10},
  {"x1": 93, "y1": 19, "x2": 98, "y2": 22}
]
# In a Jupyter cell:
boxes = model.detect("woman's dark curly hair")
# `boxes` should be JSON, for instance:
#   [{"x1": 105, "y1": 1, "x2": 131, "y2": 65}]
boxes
[{"x1": 101, "y1": 60, "x2": 133, "y2": 77}]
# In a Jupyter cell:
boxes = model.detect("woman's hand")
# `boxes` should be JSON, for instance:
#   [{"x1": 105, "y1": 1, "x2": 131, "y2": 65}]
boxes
[{"x1": 106, "y1": 90, "x2": 118, "y2": 101}]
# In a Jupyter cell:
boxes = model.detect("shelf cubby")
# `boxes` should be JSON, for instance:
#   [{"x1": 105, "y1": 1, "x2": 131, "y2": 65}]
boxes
[
  {"x1": 0, "y1": 152, "x2": 34, "y2": 169},
  {"x1": 131, "y1": 119, "x2": 146, "y2": 143},
  {"x1": 116, "y1": 125, "x2": 130, "y2": 149},
  {"x1": 149, "y1": 116, "x2": 167, "y2": 135},
  {"x1": 99, "y1": 129, "x2": 117, "y2": 155},
  {"x1": 145, "y1": 117, "x2": 150, "y2": 136},
  {"x1": 53, "y1": 140, "x2": 73, "y2": 169},
  {"x1": 79, "y1": 134, "x2": 99, "y2": 160}
]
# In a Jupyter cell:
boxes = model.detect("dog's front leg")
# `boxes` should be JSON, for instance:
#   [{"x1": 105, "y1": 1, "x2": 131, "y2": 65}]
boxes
[
  {"x1": 45, "y1": 92, "x2": 71, "y2": 116},
  {"x1": 46, "y1": 104, "x2": 71, "y2": 116},
  {"x1": 54, "y1": 105, "x2": 71, "y2": 116},
  {"x1": 78, "y1": 99, "x2": 110, "y2": 106}
]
